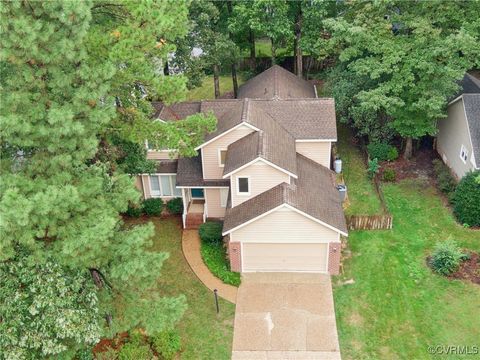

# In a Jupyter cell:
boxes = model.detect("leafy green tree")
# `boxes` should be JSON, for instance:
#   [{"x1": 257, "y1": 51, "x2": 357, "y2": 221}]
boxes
[
  {"x1": 316, "y1": 0, "x2": 480, "y2": 158},
  {"x1": 230, "y1": 0, "x2": 292, "y2": 65},
  {"x1": 0, "y1": 252, "x2": 101, "y2": 359},
  {"x1": 0, "y1": 1, "x2": 197, "y2": 355}
]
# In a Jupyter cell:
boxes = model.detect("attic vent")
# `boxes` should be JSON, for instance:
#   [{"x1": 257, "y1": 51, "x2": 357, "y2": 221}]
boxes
[{"x1": 264, "y1": 87, "x2": 268, "y2": 94}]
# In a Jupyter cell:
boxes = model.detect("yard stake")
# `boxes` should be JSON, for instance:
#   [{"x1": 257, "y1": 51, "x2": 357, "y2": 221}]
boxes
[{"x1": 214, "y1": 289, "x2": 220, "y2": 314}]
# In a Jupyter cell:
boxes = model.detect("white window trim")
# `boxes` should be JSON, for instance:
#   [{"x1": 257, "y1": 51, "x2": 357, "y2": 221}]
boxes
[
  {"x1": 149, "y1": 174, "x2": 180, "y2": 197},
  {"x1": 459, "y1": 144, "x2": 468, "y2": 164},
  {"x1": 236, "y1": 176, "x2": 251, "y2": 196},
  {"x1": 218, "y1": 148, "x2": 228, "y2": 167}
]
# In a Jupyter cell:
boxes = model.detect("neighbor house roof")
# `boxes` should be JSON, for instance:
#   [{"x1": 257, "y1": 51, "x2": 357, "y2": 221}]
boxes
[
  {"x1": 460, "y1": 73, "x2": 480, "y2": 95},
  {"x1": 222, "y1": 154, "x2": 347, "y2": 235},
  {"x1": 238, "y1": 65, "x2": 316, "y2": 99},
  {"x1": 176, "y1": 153, "x2": 229, "y2": 187},
  {"x1": 463, "y1": 94, "x2": 480, "y2": 168},
  {"x1": 152, "y1": 101, "x2": 201, "y2": 121}
]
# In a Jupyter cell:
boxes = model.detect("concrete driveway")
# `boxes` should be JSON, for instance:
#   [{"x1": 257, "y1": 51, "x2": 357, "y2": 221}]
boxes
[{"x1": 232, "y1": 273, "x2": 341, "y2": 360}]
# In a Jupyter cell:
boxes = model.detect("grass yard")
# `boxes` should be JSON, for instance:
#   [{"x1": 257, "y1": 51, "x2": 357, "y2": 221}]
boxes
[
  {"x1": 336, "y1": 124, "x2": 383, "y2": 215},
  {"x1": 334, "y1": 179, "x2": 480, "y2": 360},
  {"x1": 187, "y1": 75, "x2": 245, "y2": 101},
  {"x1": 134, "y1": 217, "x2": 235, "y2": 359}
]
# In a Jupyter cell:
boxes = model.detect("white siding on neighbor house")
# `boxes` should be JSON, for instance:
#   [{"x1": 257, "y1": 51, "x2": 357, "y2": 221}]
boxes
[
  {"x1": 295, "y1": 141, "x2": 332, "y2": 168},
  {"x1": 146, "y1": 150, "x2": 178, "y2": 160},
  {"x1": 230, "y1": 161, "x2": 290, "y2": 207},
  {"x1": 205, "y1": 188, "x2": 227, "y2": 218},
  {"x1": 202, "y1": 125, "x2": 255, "y2": 179},
  {"x1": 437, "y1": 98, "x2": 476, "y2": 179},
  {"x1": 231, "y1": 207, "x2": 340, "y2": 244}
]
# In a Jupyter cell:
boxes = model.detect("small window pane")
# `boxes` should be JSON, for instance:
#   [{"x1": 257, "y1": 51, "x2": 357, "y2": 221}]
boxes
[
  {"x1": 161, "y1": 175, "x2": 172, "y2": 196},
  {"x1": 150, "y1": 176, "x2": 160, "y2": 195},
  {"x1": 220, "y1": 150, "x2": 227, "y2": 165},
  {"x1": 238, "y1": 177, "x2": 249, "y2": 193}
]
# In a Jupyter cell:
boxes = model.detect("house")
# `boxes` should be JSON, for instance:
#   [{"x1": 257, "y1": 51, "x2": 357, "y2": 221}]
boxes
[
  {"x1": 136, "y1": 65, "x2": 347, "y2": 274},
  {"x1": 436, "y1": 73, "x2": 480, "y2": 179}
]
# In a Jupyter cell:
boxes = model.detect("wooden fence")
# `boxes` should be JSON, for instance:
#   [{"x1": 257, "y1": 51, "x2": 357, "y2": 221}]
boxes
[{"x1": 345, "y1": 214, "x2": 393, "y2": 230}]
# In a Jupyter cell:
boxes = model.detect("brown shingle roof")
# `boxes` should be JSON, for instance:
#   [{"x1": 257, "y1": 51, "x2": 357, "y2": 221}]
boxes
[
  {"x1": 223, "y1": 105, "x2": 298, "y2": 176},
  {"x1": 155, "y1": 160, "x2": 178, "y2": 174},
  {"x1": 200, "y1": 99, "x2": 245, "y2": 142},
  {"x1": 152, "y1": 101, "x2": 201, "y2": 121},
  {"x1": 176, "y1": 153, "x2": 229, "y2": 187},
  {"x1": 238, "y1": 65, "x2": 316, "y2": 99},
  {"x1": 223, "y1": 153, "x2": 347, "y2": 234}
]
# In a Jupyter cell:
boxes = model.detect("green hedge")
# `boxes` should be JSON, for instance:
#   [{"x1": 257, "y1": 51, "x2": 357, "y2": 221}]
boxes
[
  {"x1": 200, "y1": 241, "x2": 241, "y2": 286},
  {"x1": 367, "y1": 142, "x2": 398, "y2": 161},
  {"x1": 166, "y1": 197, "x2": 183, "y2": 215},
  {"x1": 198, "y1": 221, "x2": 223, "y2": 244},
  {"x1": 452, "y1": 170, "x2": 480, "y2": 227},
  {"x1": 143, "y1": 198, "x2": 164, "y2": 216},
  {"x1": 432, "y1": 159, "x2": 457, "y2": 196}
]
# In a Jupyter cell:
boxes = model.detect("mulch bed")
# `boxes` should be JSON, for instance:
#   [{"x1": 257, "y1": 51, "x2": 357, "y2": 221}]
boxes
[
  {"x1": 449, "y1": 251, "x2": 480, "y2": 285},
  {"x1": 380, "y1": 149, "x2": 437, "y2": 182}
]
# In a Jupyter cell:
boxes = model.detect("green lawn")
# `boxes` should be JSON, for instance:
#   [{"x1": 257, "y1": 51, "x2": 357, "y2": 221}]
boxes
[
  {"x1": 336, "y1": 124, "x2": 383, "y2": 215},
  {"x1": 334, "y1": 179, "x2": 480, "y2": 360},
  {"x1": 144, "y1": 217, "x2": 235, "y2": 359},
  {"x1": 187, "y1": 75, "x2": 245, "y2": 101}
]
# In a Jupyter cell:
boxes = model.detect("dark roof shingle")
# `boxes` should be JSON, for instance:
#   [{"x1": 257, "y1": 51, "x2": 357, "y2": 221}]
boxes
[
  {"x1": 223, "y1": 154, "x2": 347, "y2": 234},
  {"x1": 176, "y1": 153, "x2": 229, "y2": 187},
  {"x1": 463, "y1": 94, "x2": 480, "y2": 168}
]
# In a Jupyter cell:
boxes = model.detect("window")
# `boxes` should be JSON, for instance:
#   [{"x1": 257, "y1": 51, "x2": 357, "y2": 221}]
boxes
[
  {"x1": 460, "y1": 145, "x2": 468, "y2": 164},
  {"x1": 220, "y1": 188, "x2": 229, "y2": 207},
  {"x1": 149, "y1": 175, "x2": 181, "y2": 197},
  {"x1": 219, "y1": 149, "x2": 227, "y2": 167},
  {"x1": 237, "y1": 177, "x2": 250, "y2": 195}
]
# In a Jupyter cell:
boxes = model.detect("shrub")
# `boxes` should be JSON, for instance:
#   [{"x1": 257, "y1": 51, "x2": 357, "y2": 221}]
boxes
[
  {"x1": 201, "y1": 242, "x2": 241, "y2": 286},
  {"x1": 166, "y1": 198, "x2": 183, "y2": 215},
  {"x1": 125, "y1": 203, "x2": 143, "y2": 217},
  {"x1": 429, "y1": 240, "x2": 465, "y2": 276},
  {"x1": 118, "y1": 343, "x2": 153, "y2": 360},
  {"x1": 452, "y1": 170, "x2": 480, "y2": 227},
  {"x1": 367, "y1": 158, "x2": 380, "y2": 179},
  {"x1": 432, "y1": 159, "x2": 457, "y2": 196},
  {"x1": 152, "y1": 330, "x2": 181, "y2": 360},
  {"x1": 142, "y1": 198, "x2": 163, "y2": 216},
  {"x1": 367, "y1": 143, "x2": 398, "y2": 161},
  {"x1": 95, "y1": 347, "x2": 118, "y2": 360},
  {"x1": 198, "y1": 221, "x2": 223, "y2": 244},
  {"x1": 382, "y1": 168, "x2": 396, "y2": 182}
]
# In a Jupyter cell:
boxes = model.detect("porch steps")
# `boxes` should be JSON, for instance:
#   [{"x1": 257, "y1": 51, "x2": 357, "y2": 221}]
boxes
[{"x1": 185, "y1": 213, "x2": 203, "y2": 229}]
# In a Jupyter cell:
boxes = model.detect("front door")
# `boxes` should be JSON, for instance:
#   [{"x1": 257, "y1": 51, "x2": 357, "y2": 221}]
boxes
[{"x1": 191, "y1": 188, "x2": 204, "y2": 199}]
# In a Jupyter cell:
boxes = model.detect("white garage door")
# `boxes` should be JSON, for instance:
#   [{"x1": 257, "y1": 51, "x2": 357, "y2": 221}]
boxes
[{"x1": 242, "y1": 243, "x2": 328, "y2": 272}]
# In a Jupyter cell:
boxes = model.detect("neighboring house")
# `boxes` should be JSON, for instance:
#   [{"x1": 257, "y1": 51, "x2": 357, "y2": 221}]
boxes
[
  {"x1": 437, "y1": 73, "x2": 480, "y2": 179},
  {"x1": 136, "y1": 65, "x2": 347, "y2": 274}
]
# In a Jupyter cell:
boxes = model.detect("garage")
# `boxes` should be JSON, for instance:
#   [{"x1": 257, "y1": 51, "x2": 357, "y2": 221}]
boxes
[{"x1": 242, "y1": 243, "x2": 328, "y2": 272}]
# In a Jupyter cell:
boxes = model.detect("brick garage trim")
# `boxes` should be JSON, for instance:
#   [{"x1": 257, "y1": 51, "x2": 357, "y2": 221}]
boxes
[
  {"x1": 328, "y1": 242, "x2": 341, "y2": 275},
  {"x1": 228, "y1": 241, "x2": 242, "y2": 272}
]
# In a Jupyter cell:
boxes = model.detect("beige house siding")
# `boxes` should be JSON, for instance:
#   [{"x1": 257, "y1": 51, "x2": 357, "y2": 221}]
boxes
[
  {"x1": 146, "y1": 150, "x2": 178, "y2": 160},
  {"x1": 437, "y1": 98, "x2": 476, "y2": 179},
  {"x1": 231, "y1": 207, "x2": 340, "y2": 244},
  {"x1": 141, "y1": 175, "x2": 150, "y2": 198},
  {"x1": 134, "y1": 176, "x2": 144, "y2": 197},
  {"x1": 202, "y1": 125, "x2": 255, "y2": 179},
  {"x1": 230, "y1": 161, "x2": 290, "y2": 207},
  {"x1": 295, "y1": 141, "x2": 332, "y2": 168},
  {"x1": 205, "y1": 188, "x2": 227, "y2": 218}
]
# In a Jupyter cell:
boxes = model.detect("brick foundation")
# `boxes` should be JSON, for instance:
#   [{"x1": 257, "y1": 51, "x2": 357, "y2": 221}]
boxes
[
  {"x1": 328, "y1": 242, "x2": 341, "y2": 275},
  {"x1": 228, "y1": 241, "x2": 242, "y2": 272}
]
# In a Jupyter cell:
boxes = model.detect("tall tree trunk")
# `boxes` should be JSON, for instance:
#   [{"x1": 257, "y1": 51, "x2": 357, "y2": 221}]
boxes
[
  {"x1": 231, "y1": 63, "x2": 238, "y2": 98},
  {"x1": 404, "y1": 137, "x2": 413, "y2": 159},
  {"x1": 249, "y1": 30, "x2": 256, "y2": 71},
  {"x1": 294, "y1": 9, "x2": 303, "y2": 78},
  {"x1": 270, "y1": 38, "x2": 276, "y2": 65},
  {"x1": 213, "y1": 64, "x2": 220, "y2": 99},
  {"x1": 293, "y1": 36, "x2": 298, "y2": 75},
  {"x1": 226, "y1": 1, "x2": 238, "y2": 98}
]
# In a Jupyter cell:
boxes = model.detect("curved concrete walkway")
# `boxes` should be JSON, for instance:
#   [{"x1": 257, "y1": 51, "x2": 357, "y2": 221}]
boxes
[{"x1": 182, "y1": 230, "x2": 238, "y2": 303}]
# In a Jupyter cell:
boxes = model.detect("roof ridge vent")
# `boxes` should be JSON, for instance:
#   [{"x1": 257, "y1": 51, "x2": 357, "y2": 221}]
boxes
[{"x1": 241, "y1": 98, "x2": 250, "y2": 123}]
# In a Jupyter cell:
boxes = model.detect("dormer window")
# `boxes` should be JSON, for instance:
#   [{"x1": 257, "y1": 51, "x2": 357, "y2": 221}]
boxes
[
  {"x1": 219, "y1": 149, "x2": 227, "y2": 167},
  {"x1": 237, "y1": 177, "x2": 250, "y2": 195}
]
